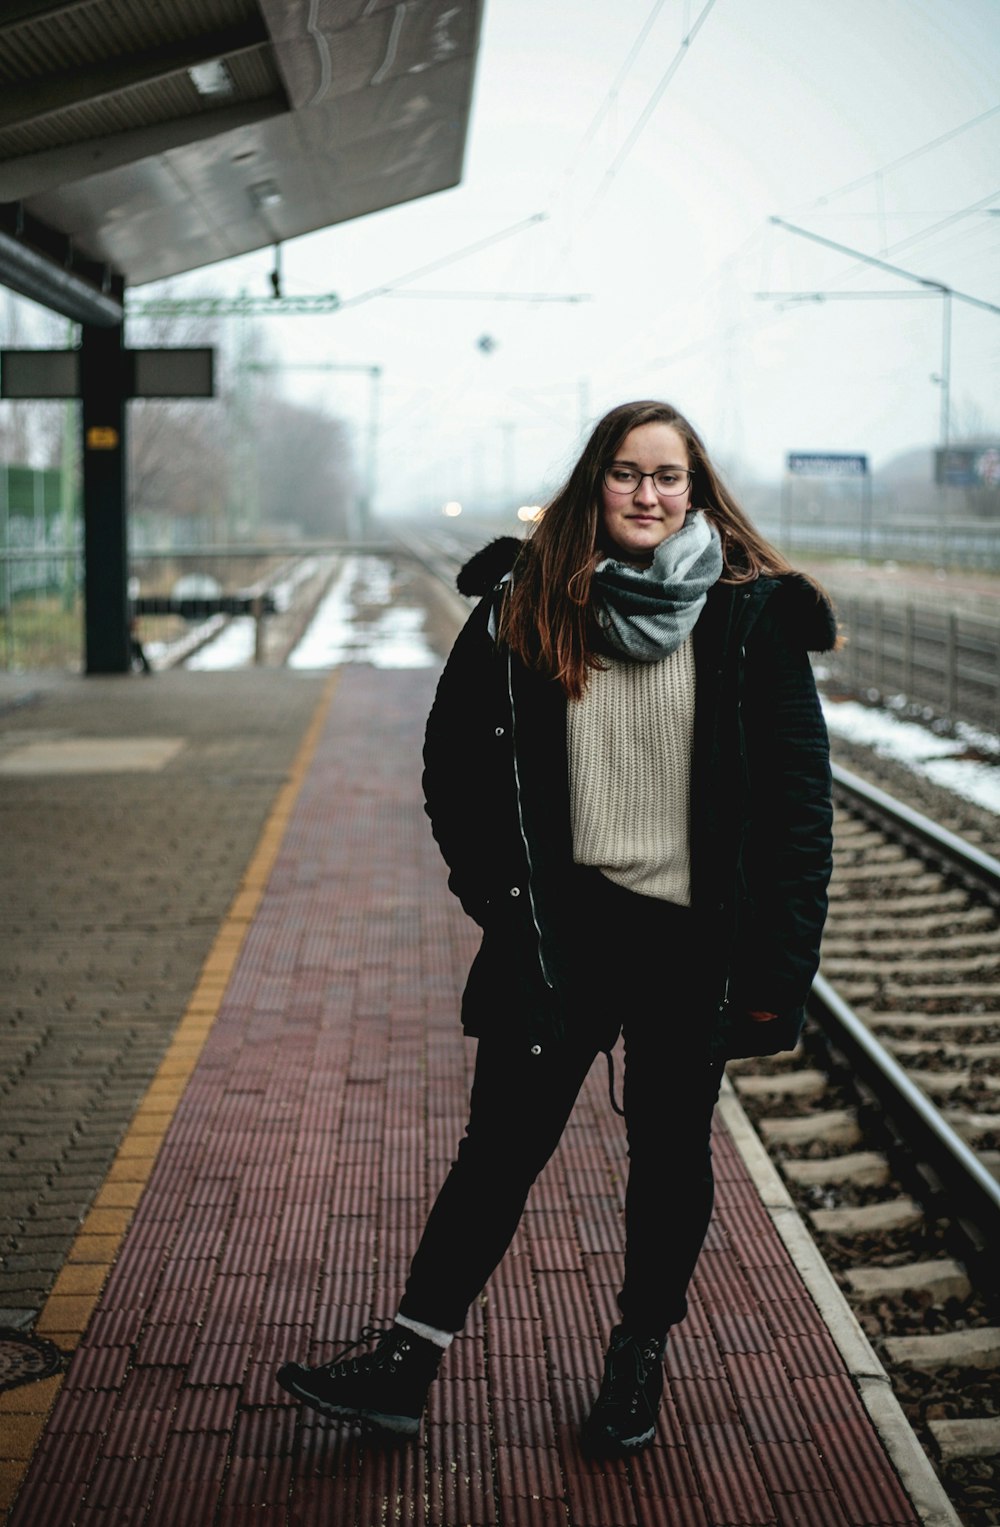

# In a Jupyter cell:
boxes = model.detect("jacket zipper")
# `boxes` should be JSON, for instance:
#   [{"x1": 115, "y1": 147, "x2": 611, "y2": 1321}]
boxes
[{"x1": 507, "y1": 649, "x2": 554, "y2": 989}]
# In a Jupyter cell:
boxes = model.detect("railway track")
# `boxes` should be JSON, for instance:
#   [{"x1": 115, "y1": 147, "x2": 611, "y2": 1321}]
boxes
[
  {"x1": 392, "y1": 523, "x2": 488, "y2": 597},
  {"x1": 153, "y1": 553, "x2": 338, "y2": 669},
  {"x1": 731, "y1": 766, "x2": 1000, "y2": 1526}
]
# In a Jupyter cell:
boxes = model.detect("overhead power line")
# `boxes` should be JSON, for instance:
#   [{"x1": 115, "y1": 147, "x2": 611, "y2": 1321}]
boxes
[
  {"x1": 767, "y1": 218, "x2": 1000, "y2": 456},
  {"x1": 381, "y1": 290, "x2": 590, "y2": 303},
  {"x1": 757, "y1": 290, "x2": 940, "y2": 303},
  {"x1": 881, "y1": 186, "x2": 1000, "y2": 262},
  {"x1": 128, "y1": 214, "x2": 552, "y2": 319},
  {"x1": 797, "y1": 103, "x2": 1000, "y2": 216},
  {"x1": 769, "y1": 218, "x2": 1000, "y2": 317},
  {"x1": 337, "y1": 213, "x2": 548, "y2": 310},
  {"x1": 586, "y1": 0, "x2": 719, "y2": 211},
  {"x1": 550, "y1": 0, "x2": 671, "y2": 201}
]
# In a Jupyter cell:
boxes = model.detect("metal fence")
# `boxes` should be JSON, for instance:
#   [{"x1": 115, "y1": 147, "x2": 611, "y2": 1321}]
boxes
[
  {"x1": 0, "y1": 545, "x2": 295, "y2": 672},
  {"x1": 826, "y1": 596, "x2": 1000, "y2": 733},
  {"x1": 758, "y1": 517, "x2": 1000, "y2": 573},
  {"x1": 0, "y1": 546, "x2": 83, "y2": 671}
]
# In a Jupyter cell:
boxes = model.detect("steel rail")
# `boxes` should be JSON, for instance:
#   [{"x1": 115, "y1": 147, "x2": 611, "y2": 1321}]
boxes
[
  {"x1": 392, "y1": 526, "x2": 481, "y2": 585},
  {"x1": 807, "y1": 974, "x2": 1000, "y2": 1253},
  {"x1": 831, "y1": 761, "x2": 1000, "y2": 899},
  {"x1": 818, "y1": 764, "x2": 1000, "y2": 1257}
]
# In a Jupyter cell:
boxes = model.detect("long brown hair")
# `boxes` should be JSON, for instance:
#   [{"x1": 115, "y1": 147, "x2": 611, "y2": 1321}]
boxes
[{"x1": 499, "y1": 400, "x2": 795, "y2": 698}]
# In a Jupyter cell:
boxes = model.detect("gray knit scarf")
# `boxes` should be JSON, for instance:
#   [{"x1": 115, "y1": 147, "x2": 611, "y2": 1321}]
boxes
[{"x1": 592, "y1": 510, "x2": 723, "y2": 662}]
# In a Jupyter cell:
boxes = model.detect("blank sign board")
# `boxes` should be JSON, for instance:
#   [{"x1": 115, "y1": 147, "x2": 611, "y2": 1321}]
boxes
[
  {"x1": 1, "y1": 347, "x2": 79, "y2": 398},
  {"x1": 0, "y1": 346, "x2": 214, "y2": 398},
  {"x1": 131, "y1": 348, "x2": 214, "y2": 397}
]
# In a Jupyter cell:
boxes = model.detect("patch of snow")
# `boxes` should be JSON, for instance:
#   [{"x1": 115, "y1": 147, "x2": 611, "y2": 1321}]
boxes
[
  {"x1": 288, "y1": 559, "x2": 356, "y2": 670},
  {"x1": 269, "y1": 555, "x2": 322, "y2": 614},
  {"x1": 289, "y1": 556, "x2": 435, "y2": 670},
  {"x1": 920, "y1": 756, "x2": 1000, "y2": 816},
  {"x1": 186, "y1": 616, "x2": 257, "y2": 671},
  {"x1": 149, "y1": 613, "x2": 227, "y2": 670},
  {"x1": 822, "y1": 698, "x2": 1000, "y2": 817}
]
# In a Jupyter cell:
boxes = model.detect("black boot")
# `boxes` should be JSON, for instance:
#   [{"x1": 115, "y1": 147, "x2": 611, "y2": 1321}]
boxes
[
  {"x1": 275, "y1": 1323, "x2": 443, "y2": 1436},
  {"x1": 581, "y1": 1325, "x2": 666, "y2": 1455}
]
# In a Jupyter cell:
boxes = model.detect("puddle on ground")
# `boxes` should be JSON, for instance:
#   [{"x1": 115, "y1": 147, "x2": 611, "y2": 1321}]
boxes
[
  {"x1": 185, "y1": 617, "x2": 257, "y2": 671},
  {"x1": 178, "y1": 556, "x2": 437, "y2": 672},
  {"x1": 288, "y1": 556, "x2": 436, "y2": 670}
]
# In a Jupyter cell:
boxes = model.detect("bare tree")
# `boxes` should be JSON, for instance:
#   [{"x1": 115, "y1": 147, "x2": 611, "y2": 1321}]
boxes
[
  {"x1": 126, "y1": 299, "x2": 228, "y2": 533},
  {"x1": 125, "y1": 293, "x2": 355, "y2": 539},
  {"x1": 129, "y1": 397, "x2": 229, "y2": 532},
  {"x1": 253, "y1": 396, "x2": 355, "y2": 537}
]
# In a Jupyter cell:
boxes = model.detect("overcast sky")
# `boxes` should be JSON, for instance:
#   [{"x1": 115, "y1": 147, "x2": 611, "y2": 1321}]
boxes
[{"x1": 152, "y1": 0, "x2": 1000, "y2": 517}]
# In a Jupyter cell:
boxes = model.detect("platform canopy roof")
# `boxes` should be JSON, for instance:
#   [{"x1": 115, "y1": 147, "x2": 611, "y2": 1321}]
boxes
[{"x1": 0, "y1": 0, "x2": 484, "y2": 325}]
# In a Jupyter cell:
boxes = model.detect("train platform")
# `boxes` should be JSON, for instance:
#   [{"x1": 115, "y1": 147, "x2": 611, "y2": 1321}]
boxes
[{"x1": 0, "y1": 663, "x2": 957, "y2": 1525}]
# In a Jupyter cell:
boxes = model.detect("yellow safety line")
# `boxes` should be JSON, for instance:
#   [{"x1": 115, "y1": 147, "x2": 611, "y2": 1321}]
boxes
[{"x1": 0, "y1": 670, "x2": 340, "y2": 1515}]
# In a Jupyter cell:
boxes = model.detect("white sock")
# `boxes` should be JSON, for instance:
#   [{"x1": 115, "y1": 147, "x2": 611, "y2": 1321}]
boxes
[{"x1": 394, "y1": 1313, "x2": 454, "y2": 1349}]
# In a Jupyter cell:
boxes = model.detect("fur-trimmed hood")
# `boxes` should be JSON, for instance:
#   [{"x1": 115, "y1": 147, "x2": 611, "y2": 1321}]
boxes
[
  {"x1": 756, "y1": 571, "x2": 839, "y2": 653},
  {"x1": 455, "y1": 535, "x2": 524, "y2": 597},
  {"x1": 455, "y1": 535, "x2": 838, "y2": 653}
]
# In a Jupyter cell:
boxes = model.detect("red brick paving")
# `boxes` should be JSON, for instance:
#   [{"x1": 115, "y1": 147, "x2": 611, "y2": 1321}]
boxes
[{"x1": 10, "y1": 666, "x2": 921, "y2": 1525}]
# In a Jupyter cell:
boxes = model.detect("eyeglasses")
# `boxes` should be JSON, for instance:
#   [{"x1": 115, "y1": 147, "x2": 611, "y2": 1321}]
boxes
[{"x1": 603, "y1": 465, "x2": 693, "y2": 497}]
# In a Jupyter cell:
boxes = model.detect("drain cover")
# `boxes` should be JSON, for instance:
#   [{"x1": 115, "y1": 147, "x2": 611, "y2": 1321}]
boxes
[{"x1": 0, "y1": 1328, "x2": 64, "y2": 1392}]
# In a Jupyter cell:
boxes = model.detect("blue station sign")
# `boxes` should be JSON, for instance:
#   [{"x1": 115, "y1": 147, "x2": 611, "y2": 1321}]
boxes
[{"x1": 787, "y1": 453, "x2": 868, "y2": 477}]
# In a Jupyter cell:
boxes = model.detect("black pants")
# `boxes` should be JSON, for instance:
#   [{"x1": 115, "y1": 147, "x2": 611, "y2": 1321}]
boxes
[{"x1": 399, "y1": 883, "x2": 725, "y2": 1337}]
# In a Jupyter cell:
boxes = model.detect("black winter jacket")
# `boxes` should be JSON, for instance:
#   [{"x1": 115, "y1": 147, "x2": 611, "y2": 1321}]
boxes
[{"x1": 422, "y1": 537, "x2": 836, "y2": 1062}]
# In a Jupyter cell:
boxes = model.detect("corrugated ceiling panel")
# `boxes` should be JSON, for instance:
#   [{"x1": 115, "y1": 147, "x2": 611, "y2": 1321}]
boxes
[
  {"x1": 224, "y1": 48, "x2": 281, "y2": 99},
  {"x1": 0, "y1": 0, "x2": 258, "y2": 79},
  {"x1": 0, "y1": 0, "x2": 483, "y2": 289},
  {"x1": 0, "y1": 51, "x2": 279, "y2": 160}
]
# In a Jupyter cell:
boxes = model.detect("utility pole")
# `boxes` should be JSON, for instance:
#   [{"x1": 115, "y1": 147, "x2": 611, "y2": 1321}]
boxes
[
  {"x1": 500, "y1": 421, "x2": 516, "y2": 514},
  {"x1": 229, "y1": 297, "x2": 259, "y2": 539},
  {"x1": 763, "y1": 220, "x2": 1000, "y2": 555},
  {"x1": 765, "y1": 219, "x2": 1000, "y2": 463},
  {"x1": 938, "y1": 291, "x2": 952, "y2": 455}
]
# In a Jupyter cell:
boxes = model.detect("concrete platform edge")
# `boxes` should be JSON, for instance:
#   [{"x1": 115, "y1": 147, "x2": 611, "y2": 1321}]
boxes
[{"x1": 717, "y1": 1075, "x2": 961, "y2": 1527}]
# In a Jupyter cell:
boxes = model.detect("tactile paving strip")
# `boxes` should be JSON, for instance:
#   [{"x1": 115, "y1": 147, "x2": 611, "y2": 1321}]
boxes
[{"x1": 8, "y1": 667, "x2": 921, "y2": 1525}]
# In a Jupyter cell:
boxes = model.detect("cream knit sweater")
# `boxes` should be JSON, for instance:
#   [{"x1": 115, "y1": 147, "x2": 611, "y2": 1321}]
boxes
[{"x1": 566, "y1": 636, "x2": 695, "y2": 905}]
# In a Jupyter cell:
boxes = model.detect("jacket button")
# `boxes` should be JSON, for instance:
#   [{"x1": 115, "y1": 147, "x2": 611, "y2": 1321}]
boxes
[
  {"x1": 509, "y1": 886, "x2": 520, "y2": 897},
  {"x1": 495, "y1": 726, "x2": 505, "y2": 736},
  {"x1": 530, "y1": 1044, "x2": 542, "y2": 1056}
]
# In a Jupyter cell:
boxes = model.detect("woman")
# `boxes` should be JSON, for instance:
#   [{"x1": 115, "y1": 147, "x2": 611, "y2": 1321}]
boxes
[{"x1": 277, "y1": 399, "x2": 836, "y2": 1454}]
